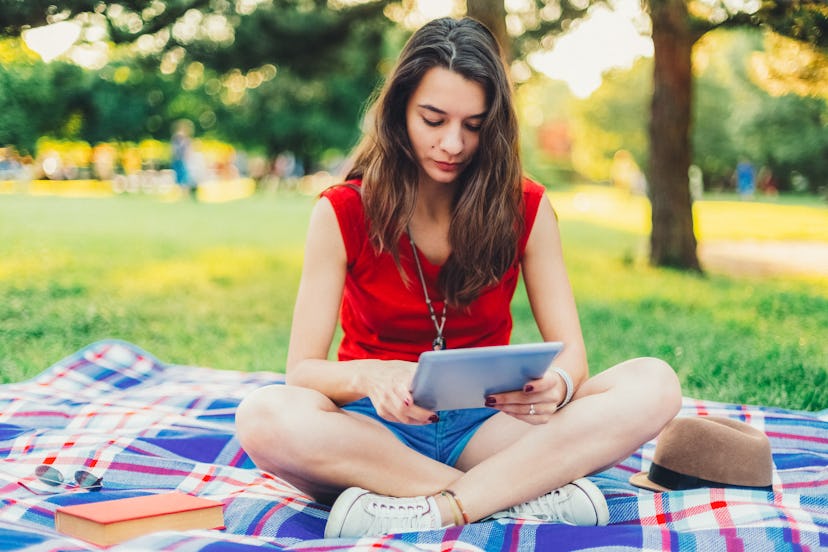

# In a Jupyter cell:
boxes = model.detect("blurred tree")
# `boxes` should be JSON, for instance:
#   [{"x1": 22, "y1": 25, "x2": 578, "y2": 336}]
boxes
[
  {"x1": 156, "y1": 1, "x2": 391, "y2": 168},
  {"x1": 744, "y1": 93, "x2": 828, "y2": 194},
  {"x1": 467, "y1": 0, "x2": 509, "y2": 58},
  {"x1": 0, "y1": 0, "x2": 393, "y2": 168},
  {"x1": 694, "y1": 28, "x2": 828, "y2": 194},
  {"x1": 691, "y1": 30, "x2": 747, "y2": 190},
  {"x1": 0, "y1": 38, "x2": 91, "y2": 154},
  {"x1": 470, "y1": 0, "x2": 827, "y2": 271},
  {"x1": 206, "y1": 17, "x2": 389, "y2": 168},
  {"x1": 751, "y1": 32, "x2": 828, "y2": 101},
  {"x1": 564, "y1": 26, "x2": 826, "y2": 195},
  {"x1": 645, "y1": 0, "x2": 826, "y2": 270},
  {"x1": 0, "y1": 38, "x2": 206, "y2": 154},
  {"x1": 467, "y1": 0, "x2": 596, "y2": 63},
  {"x1": 515, "y1": 74, "x2": 578, "y2": 185},
  {"x1": 569, "y1": 57, "x2": 651, "y2": 183},
  {"x1": 84, "y1": 57, "x2": 180, "y2": 143}
]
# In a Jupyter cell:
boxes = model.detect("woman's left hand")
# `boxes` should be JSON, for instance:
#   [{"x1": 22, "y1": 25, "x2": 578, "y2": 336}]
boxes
[{"x1": 486, "y1": 367, "x2": 568, "y2": 424}]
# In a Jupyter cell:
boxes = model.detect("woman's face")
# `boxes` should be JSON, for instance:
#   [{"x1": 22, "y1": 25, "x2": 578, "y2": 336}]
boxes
[{"x1": 405, "y1": 67, "x2": 486, "y2": 186}]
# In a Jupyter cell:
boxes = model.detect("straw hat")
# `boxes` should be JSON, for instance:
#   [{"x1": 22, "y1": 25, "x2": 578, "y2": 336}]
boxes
[{"x1": 629, "y1": 416, "x2": 774, "y2": 492}]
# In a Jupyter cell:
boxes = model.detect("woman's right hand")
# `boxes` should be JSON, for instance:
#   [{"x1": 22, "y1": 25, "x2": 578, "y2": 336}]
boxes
[{"x1": 362, "y1": 360, "x2": 437, "y2": 425}]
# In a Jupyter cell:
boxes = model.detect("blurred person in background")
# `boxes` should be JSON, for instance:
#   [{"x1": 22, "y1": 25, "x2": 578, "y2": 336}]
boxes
[{"x1": 171, "y1": 119, "x2": 197, "y2": 198}]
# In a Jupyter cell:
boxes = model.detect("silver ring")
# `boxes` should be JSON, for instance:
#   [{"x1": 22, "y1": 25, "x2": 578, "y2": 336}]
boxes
[{"x1": 529, "y1": 403, "x2": 536, "y2": 416}]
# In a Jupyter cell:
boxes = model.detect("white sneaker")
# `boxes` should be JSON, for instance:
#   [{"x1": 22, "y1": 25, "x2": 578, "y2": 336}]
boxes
[
  {"x1": 489, "y1": 478, "x2": 609, "y2": 526},
  {"x1": 324, "y1": 487, "x2": 444, "y2": 538}
]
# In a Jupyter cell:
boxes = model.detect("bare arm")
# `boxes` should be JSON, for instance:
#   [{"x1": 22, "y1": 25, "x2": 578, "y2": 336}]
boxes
[
  {"x1": 488, "y1": 195, "x2": 588, "y2": 420},
  {"x1": 521, "y1": 195, "x2": 589, "y2": 388},
  {"x1": 285, "y1": 197, "x2": 435, "y2": 424}
]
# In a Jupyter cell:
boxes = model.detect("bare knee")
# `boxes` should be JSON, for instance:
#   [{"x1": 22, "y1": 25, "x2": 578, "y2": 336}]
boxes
[
  {"x1": 235, "y1": 385, "x2": 286, "y2": 466},
  {"x1": 622, "y1": 357, "x2": 683, "y2": 427},
  {"x1": 235, "y1": 385, "x2": 325, "y2": 472}
]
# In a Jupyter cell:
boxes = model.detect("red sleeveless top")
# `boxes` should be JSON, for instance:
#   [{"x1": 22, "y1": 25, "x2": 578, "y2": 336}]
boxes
[{"x1": 320, "y1": 178, "x2": 546, "y2": 362}]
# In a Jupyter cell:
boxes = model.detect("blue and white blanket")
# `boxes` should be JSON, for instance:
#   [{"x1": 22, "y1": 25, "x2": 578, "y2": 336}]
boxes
[{"x1": 0, "y1": 340, "x2": 825, "y2": 550}]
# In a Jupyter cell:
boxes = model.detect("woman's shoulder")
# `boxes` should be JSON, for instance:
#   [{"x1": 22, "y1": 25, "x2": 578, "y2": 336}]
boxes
[
  {"x1": 320, "y1": 179, "x2": 365, "y2": 220},
  {"x1": 521, "y1": 176, "x2": 547, "y2": 199},
  {"x1": 320, "y1": 179, "x2": 363, "y2": 203},
  {"x1": 521, "y1": 176, "x2": 547, "y2": 217},
  {"x1": 319, "y1": 179, "x2": 368, "y2": 264},
  {"x1": 517, "y1": 177, "x2": 548, "y2": 251}
]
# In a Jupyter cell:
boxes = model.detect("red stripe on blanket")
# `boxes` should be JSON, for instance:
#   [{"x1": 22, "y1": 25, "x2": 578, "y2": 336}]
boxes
[
  {"x1": 783, "y1": 478, "x2": 828, "y2": 490},
  {"x1": 251, "y1": 497, "x2": 289, "y2": 534},
  {"x1": 766, "y1": 431, "x2": 828, "y2": 445},
  {"x1": 654, "y1": 492, "x2": 673, "y2": 548},
  {"x1": 507, "y1": 518, "x2": 525, "y2": 550}
]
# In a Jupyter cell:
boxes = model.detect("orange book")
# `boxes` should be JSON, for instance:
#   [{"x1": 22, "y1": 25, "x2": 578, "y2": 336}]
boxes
[{"x1": 55, "y1": 492, "x2": 225, "y2": 547}]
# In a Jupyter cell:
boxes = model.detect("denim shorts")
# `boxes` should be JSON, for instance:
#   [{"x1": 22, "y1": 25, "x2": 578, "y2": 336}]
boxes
[{"x1": 342, "y1": 397, "x2": 498, "y2": 467}]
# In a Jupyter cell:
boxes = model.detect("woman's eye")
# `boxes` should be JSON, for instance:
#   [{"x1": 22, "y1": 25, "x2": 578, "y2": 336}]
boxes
[
  {"x1": 423, "y1": 118, "x2": 442, "y2": 127},
  {"x1": 465, "y1": 124, "x2": 482, "y2": 132}
]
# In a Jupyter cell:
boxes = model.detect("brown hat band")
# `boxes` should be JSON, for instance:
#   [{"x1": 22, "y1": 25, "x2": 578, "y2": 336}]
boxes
[{"x1": 648, "y1": 462, "x2": 773, "y2": 492}]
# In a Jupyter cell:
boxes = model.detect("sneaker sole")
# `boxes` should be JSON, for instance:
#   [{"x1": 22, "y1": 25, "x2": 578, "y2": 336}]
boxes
[
  {"x1": 571, "y1": 478, "x2": 610, "y2": 526},
  {"x1": 324, "y1": 486, "x2": 371, "y2": 538}
]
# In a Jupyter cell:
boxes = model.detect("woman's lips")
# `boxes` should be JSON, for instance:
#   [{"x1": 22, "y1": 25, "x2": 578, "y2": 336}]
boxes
[{"x1": 434, "y1": 161, "x2": 461, "y2": 172}]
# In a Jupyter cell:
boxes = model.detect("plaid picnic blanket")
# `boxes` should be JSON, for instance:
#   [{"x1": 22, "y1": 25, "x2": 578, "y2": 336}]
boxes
[{"x1": 0, "y1": 340, "x2": 825, "y2": 551}]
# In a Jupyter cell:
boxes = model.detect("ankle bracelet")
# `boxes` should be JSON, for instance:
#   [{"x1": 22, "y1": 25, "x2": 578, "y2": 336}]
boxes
[{"x1": 440, "y1": 489, "x2": 470, "y2": 525}]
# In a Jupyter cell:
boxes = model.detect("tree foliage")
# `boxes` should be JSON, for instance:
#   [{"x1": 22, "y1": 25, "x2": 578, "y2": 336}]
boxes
[
  {"x1": 564, "y1": 27, "x2": 827, "y2": 193},
  {"x1": 642, "y1": 0, "x2": 827, "y2": 270},
  {"x1": 468, "y1": 0, "x2": 601, "y2": 62},
  {"x1": 693, "y1": 28, "x2": 828, "y2": 193},
  {"x1": 459, "y1": 0, "x2": 826, "y2": 270},
  {"x1": 0, "y1": 39, "x2": 91, "y2": 152},
  {"x1": 0, "y1": 0, "x2": 393, "y2": 165},
  {"x1": 569, "y1": 58, "x2": 651, "y2": 183}
]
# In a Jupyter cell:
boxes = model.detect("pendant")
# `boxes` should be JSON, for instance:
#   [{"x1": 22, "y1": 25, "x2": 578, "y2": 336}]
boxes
[{"x1": 432, "y1": 336, "x2": 446, "y2": 351}]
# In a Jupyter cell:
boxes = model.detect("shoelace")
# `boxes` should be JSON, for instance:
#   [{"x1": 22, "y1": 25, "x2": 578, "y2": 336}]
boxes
[
  {"x1": 364, "y1": 496, "x2": 436, "y2": 534},
  {"x1": 509, "y1": 488, "x2": 572, "y2": 522}
]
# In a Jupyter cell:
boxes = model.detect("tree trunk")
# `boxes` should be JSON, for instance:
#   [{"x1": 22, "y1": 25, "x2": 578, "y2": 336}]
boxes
[
  {"x1": 466, "y1": 0, "x2": 511, "y2": 60},
  {"x1": 647, "y1": 0, "x2": 701, "y2": 271}
]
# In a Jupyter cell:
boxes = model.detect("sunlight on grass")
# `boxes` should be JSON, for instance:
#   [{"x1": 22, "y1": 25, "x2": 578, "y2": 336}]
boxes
[
  {"x1": 549, "y1": 184, "x2": 828, "y2": 243},
  {"x1": 0, "y1": 249, "x2": 75, "y2": 280},
  {"x1": 112, "y1": 247, "x2": 303, "y2": 294},
  {"x1": 549, "y1": 186, "x2": 651, "y2": 236},
  {"x1": 695, "y1": 201, "x2": 828, "y2": 241}
]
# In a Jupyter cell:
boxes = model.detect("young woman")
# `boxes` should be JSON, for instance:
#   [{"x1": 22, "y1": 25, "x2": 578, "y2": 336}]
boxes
[{"x1": 235, "y1": 17, "x2": 682, "y2": 538}]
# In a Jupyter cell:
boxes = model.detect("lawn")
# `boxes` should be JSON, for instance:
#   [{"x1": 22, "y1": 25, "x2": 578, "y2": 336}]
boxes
[{"x1": 1, "y1": 186, "x2": 826, "y2": 411}]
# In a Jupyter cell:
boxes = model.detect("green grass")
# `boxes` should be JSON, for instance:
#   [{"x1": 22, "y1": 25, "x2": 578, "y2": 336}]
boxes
[
  {"x1": 0, "y1": 193, "x2": 310, "y2": 380},
  {"x1": 1, "y1": 188, "x2": 826, "y2": 411}
]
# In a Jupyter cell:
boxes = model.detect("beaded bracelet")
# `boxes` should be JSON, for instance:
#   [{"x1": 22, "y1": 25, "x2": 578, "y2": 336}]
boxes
[{"x1": 552, "y1": 367, "x2": 574, "y2": 408}]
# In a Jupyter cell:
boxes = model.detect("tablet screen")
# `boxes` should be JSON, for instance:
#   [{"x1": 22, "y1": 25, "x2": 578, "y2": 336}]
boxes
[{"x1": 410, "y1": 342, "x2": 564, "y2": 411}]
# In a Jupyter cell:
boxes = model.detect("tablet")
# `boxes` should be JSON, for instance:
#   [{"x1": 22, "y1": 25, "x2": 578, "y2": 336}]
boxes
[{"x1": 410, "y1": 342, "x2": 564, "y2": 411}]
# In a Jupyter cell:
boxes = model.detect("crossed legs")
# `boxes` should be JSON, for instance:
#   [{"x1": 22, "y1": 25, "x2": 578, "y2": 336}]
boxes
[{"x1": 235, "y1": 356, "x2": 681, "y2": 518}]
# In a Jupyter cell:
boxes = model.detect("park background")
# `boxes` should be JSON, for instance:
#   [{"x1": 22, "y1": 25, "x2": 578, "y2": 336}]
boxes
[{"x1": 0, "y1": 0, "x2": 826, "y2": 412}]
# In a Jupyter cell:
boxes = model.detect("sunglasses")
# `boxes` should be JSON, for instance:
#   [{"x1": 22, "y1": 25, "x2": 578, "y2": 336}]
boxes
[{"x1": 19, "y1": 465, "x2": 103, "y2": 495}]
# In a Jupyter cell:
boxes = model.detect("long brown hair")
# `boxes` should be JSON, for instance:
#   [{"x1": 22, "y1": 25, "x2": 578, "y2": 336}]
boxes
[{"x1": 346, "y1": 17, "x2": 523, "y2": 306}]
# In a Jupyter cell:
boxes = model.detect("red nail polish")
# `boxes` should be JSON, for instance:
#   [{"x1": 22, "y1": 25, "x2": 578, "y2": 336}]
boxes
[
  {"x1": 429, "y1": 415, "x2": 440, "y2": 423},
  {"x1": 524, "y1": 384, "x2": 534, "y2": 393},
  {"x1": 485, "y1": 396, "x2": 496, "y2": 406}
]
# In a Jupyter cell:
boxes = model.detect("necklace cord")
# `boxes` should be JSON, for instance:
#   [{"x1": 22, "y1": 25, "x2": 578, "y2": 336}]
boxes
[{"x1": 407, "y1": 228, "x2": 447, "y2": 349}]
